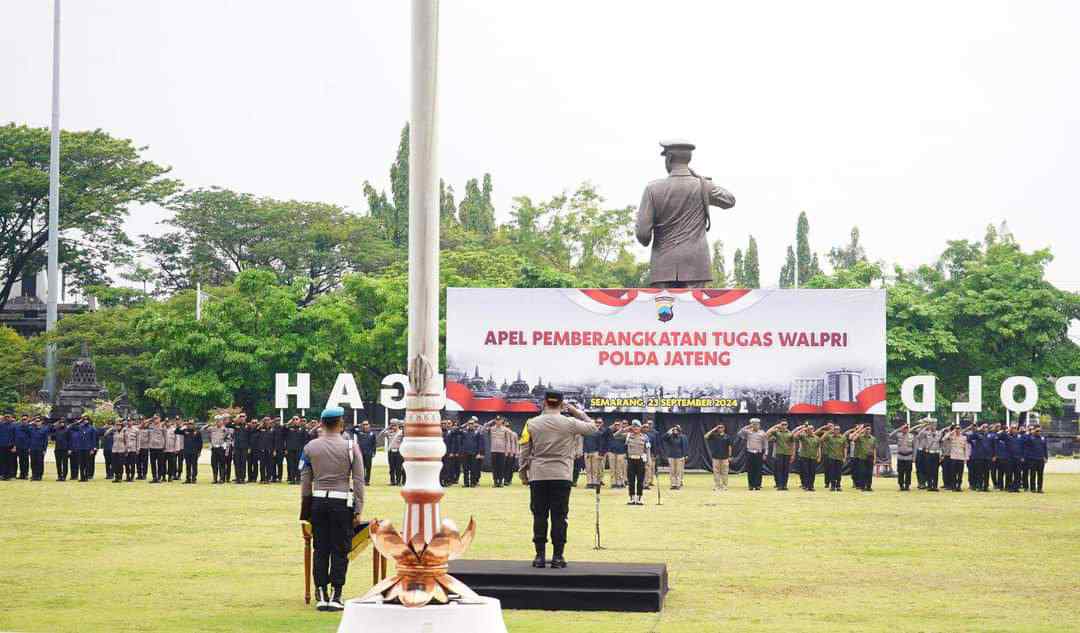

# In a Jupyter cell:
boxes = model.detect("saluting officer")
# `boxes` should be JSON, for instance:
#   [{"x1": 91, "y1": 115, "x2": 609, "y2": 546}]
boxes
[
  {"x1": 299, "y1": 407, "x2": 365, "y2": 612},
  {"x1": 519, "y1": 391, "x2": 598, "y2": 569}
]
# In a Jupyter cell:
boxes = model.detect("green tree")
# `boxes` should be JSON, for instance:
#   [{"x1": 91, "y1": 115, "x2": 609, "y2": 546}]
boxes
[
  {"x1": 0, "y1": 124, "x2": 179, "y2": 309},
  {"x1": 779, "y1": 245, "x2": 796, "y2": 288},
  {"x1": 0, "y1": 326, "x2": 41, "y2": 409},
  {"x1": 828, "y1": 227, "x2": 868, "y2": 271},
  {"x1": 146, "y1": 188, "x2": 379, "y2": 304},
  {"x1": 744, "y1": 236, "x2": 760, "y2": 288},
  {"x1": 362, "y1": 124, "x2": 410, "y2": 247},
  {"x1": 710, "y1": 241, "x2": 728, "y2": 287},
  {"x1": 795, "y1": 211, "x2": 821, "y2": 284},
  {"x1": 732, "y1": 248, "x2": 745, "y2": 287},
  {"x1": 120, "y1": 262, "x2": 156, "y2": 294},
  {"x1": 439, "y1": 179, "x2": 457, "y2": 224}
]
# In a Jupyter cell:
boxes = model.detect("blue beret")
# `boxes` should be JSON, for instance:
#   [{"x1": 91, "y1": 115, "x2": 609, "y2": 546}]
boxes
[{"x1": 321, "y1": 406, "x2": 345, "y2": 420}]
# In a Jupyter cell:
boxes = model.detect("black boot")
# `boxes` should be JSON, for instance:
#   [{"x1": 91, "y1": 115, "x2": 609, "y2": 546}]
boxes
[
  {"x1": 532, "y1": 544, "x2": 546, "y2": 568},
  {"x1": 550, "y1": 546, "x2": 567, "y2": 569}
]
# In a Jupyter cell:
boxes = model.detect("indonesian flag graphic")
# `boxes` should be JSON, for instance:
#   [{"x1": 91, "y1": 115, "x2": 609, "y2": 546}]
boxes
[{"x1": 565, "y1": 288, "x2": 764, "y2": 316}]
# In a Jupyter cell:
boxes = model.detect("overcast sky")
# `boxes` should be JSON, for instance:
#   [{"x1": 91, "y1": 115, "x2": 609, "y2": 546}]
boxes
[{"x1": 4, "y1": 1, "x2": 1079, "y2": 315}]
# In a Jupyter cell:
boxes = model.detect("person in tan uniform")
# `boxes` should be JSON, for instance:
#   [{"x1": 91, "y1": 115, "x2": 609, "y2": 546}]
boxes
[
  {"x1": 300, "y1": 406, "x2": 365, "y2": 612},
  {"x1": 108, "y1": 422, "x2": 128, "y2": 483},
  {"x1": 123, "y1": 422, "x2": 140, "y2": 482},
  {"x1": 519, "y1": 392, "x2": 598, "y2": 569},
  {"x1": 614, "y1": 421, "x2": 652, "y2": 505},
  {"x1": 582, "y1": 419, "x2": 605, "y2": 490},
  {"x1": 484, "y1": 417, "x2": 515, "y2": 488}
]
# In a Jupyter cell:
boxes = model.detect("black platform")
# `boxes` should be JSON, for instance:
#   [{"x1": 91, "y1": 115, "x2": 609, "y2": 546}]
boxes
[{"x1": 447, "y1": 560, "x2": 668, "y2": 612}]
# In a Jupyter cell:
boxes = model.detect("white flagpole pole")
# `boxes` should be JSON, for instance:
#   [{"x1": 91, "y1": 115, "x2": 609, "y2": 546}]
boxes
[
  {"x1": 44, "y1": 0, "x2": 62, "y2": 403},
  {"x1": 399, "y1": 0, "x2": 445, "y2": 547},
  {"x1": 196, "y1": 282, "x2": 202, "y2": 321}
]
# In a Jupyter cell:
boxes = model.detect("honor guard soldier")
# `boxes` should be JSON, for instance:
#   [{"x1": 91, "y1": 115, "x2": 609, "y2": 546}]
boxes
[
  {"x1": 300, "y1": 406, "x2": 365, "y2": 612},
  {"x1": 519, "y1": 391, "x2": 598, "y2": 569}
]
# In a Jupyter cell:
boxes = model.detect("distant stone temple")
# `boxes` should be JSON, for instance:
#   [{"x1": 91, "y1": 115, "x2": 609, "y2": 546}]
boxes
[
  {"x1": 49, "y1": 343, "x2": 108, "y2": 420},
  {"x1": 1, "y1": 267, "x2": 90, "y2": 337}
]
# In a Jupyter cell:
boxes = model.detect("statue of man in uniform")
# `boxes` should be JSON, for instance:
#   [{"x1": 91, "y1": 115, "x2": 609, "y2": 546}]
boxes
[{"x1": 636, "y1": 140, "x2": 736, "y2": 288}]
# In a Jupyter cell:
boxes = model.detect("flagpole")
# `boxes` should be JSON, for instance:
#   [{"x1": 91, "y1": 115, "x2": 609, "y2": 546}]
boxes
[
  {"x1": 44, "y1": 0, "x2": 62, "y2": 404},
  {"x1": 400, "y1": 0, "x2": 444, "y2": 546},
  {"x1": 196, "y1": 282, "x2": 202, "y2": 320}
]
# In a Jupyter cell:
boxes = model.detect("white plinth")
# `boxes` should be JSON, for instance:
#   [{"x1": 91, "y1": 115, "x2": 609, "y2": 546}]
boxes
[{"x1": 336, "y1": 597, "x2": 507, "y2": 633}]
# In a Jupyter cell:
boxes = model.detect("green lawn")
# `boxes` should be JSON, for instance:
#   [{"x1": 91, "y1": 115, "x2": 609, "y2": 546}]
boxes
[{"x1": 3, "y1": 471, "x2": 1079, "y2": 633}]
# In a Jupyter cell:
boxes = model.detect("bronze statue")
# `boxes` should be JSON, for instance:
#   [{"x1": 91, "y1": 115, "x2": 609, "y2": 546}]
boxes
[{"x1": 635, "y1": 140, "x2": 735, "y2": 288}]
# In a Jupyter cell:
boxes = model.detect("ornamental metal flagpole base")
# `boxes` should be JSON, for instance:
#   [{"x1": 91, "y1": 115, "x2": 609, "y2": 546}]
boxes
[{"x1": 337, "y1": 597, "x2": 507, "y2": 633}]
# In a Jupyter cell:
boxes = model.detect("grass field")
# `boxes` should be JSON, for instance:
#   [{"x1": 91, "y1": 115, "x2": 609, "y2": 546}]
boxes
[{"x1": 3, "y1": 471, "x2": 1079, "y2": 633}]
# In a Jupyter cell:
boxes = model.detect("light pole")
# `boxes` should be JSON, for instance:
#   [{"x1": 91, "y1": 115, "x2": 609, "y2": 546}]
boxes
[{"x1": 44, "y1": 0, "x2": 62, "y2": 404}]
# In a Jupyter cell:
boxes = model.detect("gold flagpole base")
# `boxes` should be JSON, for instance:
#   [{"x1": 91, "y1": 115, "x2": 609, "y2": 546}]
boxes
[{"x1": 359, "y1": 517, "x2": 480, "y2": 608}]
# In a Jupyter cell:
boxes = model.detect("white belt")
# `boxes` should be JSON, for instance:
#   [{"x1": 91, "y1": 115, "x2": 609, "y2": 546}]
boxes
[{"x1": 313, "y1": 489, "x2": 351, "y2": 501}]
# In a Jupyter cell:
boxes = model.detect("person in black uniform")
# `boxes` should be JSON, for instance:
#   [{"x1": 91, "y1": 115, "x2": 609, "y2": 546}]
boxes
[
  {"x1": 228, "y1": 415, "x2": 250, "y2": 483},
  {"x1": 175, "y1": 422, "x2": 203, "y2": 483},
  {"x1": 259, "y1": 419, "x2": 277, "y2": 483},
  {"x1": 273, "y1": 419, "x2": 288, "y2": 483},
  {"x1": 351, "y1": 420, "x2": 377, "y2": 486},
  {"x1": 300, "y1": 406, "x2": 365, "y2": 612},
  {"x1": 247, "y1": 419, "x2": 262, "y2": 483},
  {"x1": 52, "y1": 421, "x2": 71, "y2": 481},
  {"x1": 285, "y1": 417, "x2": 307, "y2": 484}
]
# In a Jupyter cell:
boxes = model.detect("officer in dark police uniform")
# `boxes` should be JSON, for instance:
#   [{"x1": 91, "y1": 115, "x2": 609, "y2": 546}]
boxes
[{"x1": 300, "y1": 407, "x2": 365, "y2": 612}]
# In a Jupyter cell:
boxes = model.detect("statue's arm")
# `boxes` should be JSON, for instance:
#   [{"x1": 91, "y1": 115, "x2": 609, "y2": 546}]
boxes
[
  {"x1": 635, "y1": 187, "x2": 654, "y2": 246},
  {"x1": 709, "y1": 184, "x2": 736, "y2": 209}
]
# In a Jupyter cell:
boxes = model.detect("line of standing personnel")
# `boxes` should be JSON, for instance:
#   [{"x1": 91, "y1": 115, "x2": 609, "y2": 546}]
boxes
[{"x1": 907, "y1": 417, "x2": 1050, "y2": 493}]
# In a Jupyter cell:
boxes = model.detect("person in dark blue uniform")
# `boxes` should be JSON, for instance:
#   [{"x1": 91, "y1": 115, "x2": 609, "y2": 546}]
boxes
[
  {"x1": 28, "y1": 419, "x2": 50, "y2": 480},
  {"x1": 51, "y1": 421, "x2": 71, "y2": 481},
  {"x1": 0, "y1": 415, "x2": 15, "y2": 480},
  {"x1": 1023, "y1": 426, "x2": 1048, "y2": 493},
  {"x1": 285, "y1": 417, "x2": 308, "y2": 484},
  {"x1": 965, "y1": 424, "x2": 993, "y2": 492},
  {"x1": 175, "y1": 422, "x2": 204, "y2": 483},
  {"x1": 228, "y1": 415, "x2": 250, "y2": 483},
  {"x1": 349, "y1": 420, "x2": 378, "y2": 486},
  {"x1": 13, "y1": 416, "x2": 31, "y2": 480}
]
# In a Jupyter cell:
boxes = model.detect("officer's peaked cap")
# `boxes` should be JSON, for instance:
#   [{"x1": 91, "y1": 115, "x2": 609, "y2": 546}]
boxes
[{"x1": 660, "y1": 139, "x2": 695, "y2": 155}]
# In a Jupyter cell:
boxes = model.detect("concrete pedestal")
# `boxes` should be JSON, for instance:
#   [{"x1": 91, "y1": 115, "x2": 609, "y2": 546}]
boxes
[{"x1": 336, "y1": 597, "x2": 507, "y2": 633}]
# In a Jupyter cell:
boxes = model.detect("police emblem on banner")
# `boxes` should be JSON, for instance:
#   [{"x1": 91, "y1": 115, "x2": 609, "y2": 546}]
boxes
[{"x1": 655, "y1": 295, "x2": 675, "y2": 322}]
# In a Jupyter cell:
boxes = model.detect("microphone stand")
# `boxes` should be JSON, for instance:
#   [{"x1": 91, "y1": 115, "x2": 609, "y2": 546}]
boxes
[
  {"x1": 656, "y1": 456, "x2": 663, "y2": 506},
  {"x1": 593, "y1": 485, "x2": 605, "y2": 550}
]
